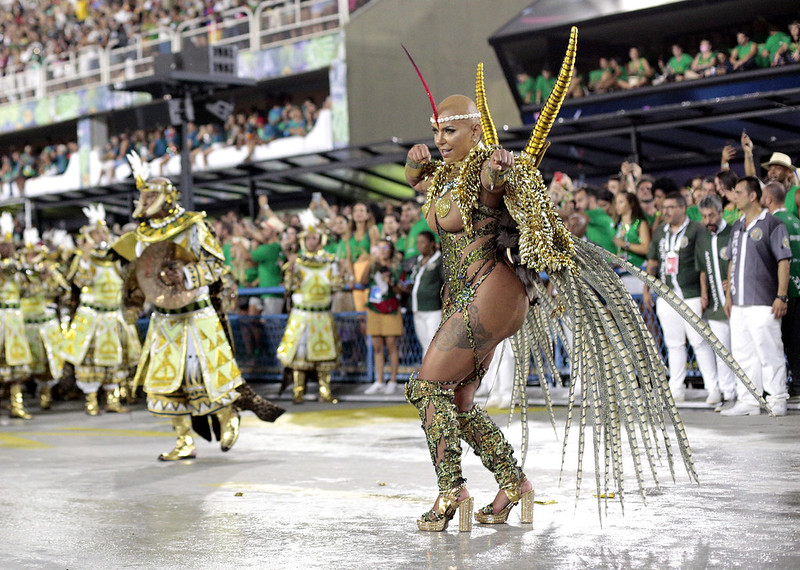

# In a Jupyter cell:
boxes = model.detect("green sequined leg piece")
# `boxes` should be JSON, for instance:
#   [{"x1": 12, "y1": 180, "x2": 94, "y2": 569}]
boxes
[
  {"x1": 457, "y1": 404, "x2": 524, "y2": 491},
  {"x1": 406, "y1": 374, "x2": 465, "y2": 492}
]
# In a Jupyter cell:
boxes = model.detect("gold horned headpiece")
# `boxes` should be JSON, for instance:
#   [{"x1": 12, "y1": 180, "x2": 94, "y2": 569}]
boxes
[{"x1": 127, "y1": 150, "x2": 181, "y2": 218}]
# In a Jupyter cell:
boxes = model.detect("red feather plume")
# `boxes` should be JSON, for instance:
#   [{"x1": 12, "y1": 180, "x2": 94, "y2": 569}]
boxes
[{"x1": 402, "y1": 44, "x2": 438, "y2": 128}]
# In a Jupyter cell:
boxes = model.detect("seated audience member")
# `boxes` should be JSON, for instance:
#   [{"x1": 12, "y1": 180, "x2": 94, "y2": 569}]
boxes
[
  {"x1": 658, "y1": 44, "x2": 693, "y2": 82},
  {"x1": 730, "y1": 31, "x2": 758, "y2": 72},
  {"x1": 685, "y1": 39, "x2": 718, "y2": 79},
  {"x1": 618, "y1": 47, "x2": 653, "y2": 89},
  {"x1": 759, "y1": 24, "x2": 790, "y2": 67},
  {"x1": 535, "y1": 67, "x2": 556, "y2": 104},
  {"x1": 516, "y1": 70, "x2": 536, "y2": 104},
  {"x1": 711, "y1": 51, "x2": 733, "y2": 75},
  {"x1": 776, "y1": 21, "x2": 800, "y2": 65},
  {"x1": 588, "y1": 58, "x2": 611, "y2": 93}
]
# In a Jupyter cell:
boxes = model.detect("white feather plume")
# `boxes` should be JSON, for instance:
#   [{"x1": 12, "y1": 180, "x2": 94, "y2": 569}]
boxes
[
  {"x1": 23, "y1": 227, "x2": 39, "y2": 247},
  {"x1": 126, "y1": 149, "x2": 150, "y2": 184},
  {"x1": 298, "y1": 209, "x2": 320, "y2": 232},
  {"x1": 0, "y1": 212, "x2": 14, "y2": 238},
  {"x1": 82, "y1": 203, "x2": 106, "y2": 226}
]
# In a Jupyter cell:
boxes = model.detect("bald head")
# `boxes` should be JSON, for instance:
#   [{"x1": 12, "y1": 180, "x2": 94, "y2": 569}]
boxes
[{"x1": 436, "y1": 95, "x2": 480, "y2": 125}]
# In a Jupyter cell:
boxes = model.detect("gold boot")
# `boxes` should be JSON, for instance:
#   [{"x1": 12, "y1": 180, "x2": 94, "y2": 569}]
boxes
[
  {"x1": 159, "y1": 416, "x2": 196, "y2": 461},
  {"x1": 39, "y1": 384, "x2": 52, "y2": 410},
  {"x1": 85, "y1": 391, "x2": 100, "y2": 416},
  {"x1": 317, "y1": 370, "x2": 338, "y2": 404},
  {"x1": 105, "y1": 387, "x2": 129, "y2": 413},
  {"x1": 292, "y1": 370, "x2": 306, "y2": 404},
  {"x1": 10, "y1": 383, "x2": 32, "y2": 420},
  {"x1": 215, "y1": 405, "x2": 240, "y2": 452}
]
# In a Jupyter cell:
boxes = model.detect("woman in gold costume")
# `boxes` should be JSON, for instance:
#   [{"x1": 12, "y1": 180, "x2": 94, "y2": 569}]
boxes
[
  {"x1": 401, "y1": 28, "x2": 765, "y2": 533},
  {"x1": 405, "y1": 28, "x2": 765, "y2": 531},
  {"x1": 404, "y1": 95, "x2": 532, "y2": 532}
]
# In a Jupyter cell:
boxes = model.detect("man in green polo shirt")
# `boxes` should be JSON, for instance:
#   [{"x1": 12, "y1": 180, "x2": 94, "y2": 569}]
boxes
[
  {"x1": 761, "y1": 181, "x2": 800, "y2": 397},
  {"x1": 643, "y1": 192, "x2": 718, "y2": 402},
  {"x1": 573, "y1": 186, "x2": 616, "y2": 253}
]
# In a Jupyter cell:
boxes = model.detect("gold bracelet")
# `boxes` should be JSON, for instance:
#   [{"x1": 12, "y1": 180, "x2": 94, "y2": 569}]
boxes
[{"x1": 405, "y1": 157, "x2": 425, "y2": 170}]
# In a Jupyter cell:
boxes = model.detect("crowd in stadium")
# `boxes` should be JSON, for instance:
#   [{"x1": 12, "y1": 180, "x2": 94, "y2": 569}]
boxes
[{"x1": 517, "y1": 19, "x2": 800, "y2": 103}]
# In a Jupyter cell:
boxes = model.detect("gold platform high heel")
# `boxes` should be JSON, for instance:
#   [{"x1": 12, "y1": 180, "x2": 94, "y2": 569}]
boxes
[
  {"x1": 417, "y1": 486, "x2": 474, "y2": 532},
  {"x1": 475, "y1": 485, "x2": 534, "y2": 524}
]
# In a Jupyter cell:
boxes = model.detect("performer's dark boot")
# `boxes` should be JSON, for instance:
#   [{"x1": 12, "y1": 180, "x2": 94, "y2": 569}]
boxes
[
  {"x1": 105, "y1": 386, "x2": 129, "y2": 413},
  {"x1": 215, "y1": 405, "x2": 240, "y2": 452},
  {"x1": 159, "y1": 416, "x2": 196, "y2": 461},
  {"x1": 9, "y1": 383, "x2": 32, "y2": 420},
  {"x1": 318, "y1": 370, "x2": 338, "y2": 404},
  {"x1": 292, "y1": 370, "x2": 306, "y2": 404},
  {"x1": 405, "y1": 373, "x2": 472, "y2": 532},
  {"x1": 457, "y1": 404, "x2": 533, "y2": 524},
  {"x1": 234, "y1": 382, "x2": 284, "y2": 422}
]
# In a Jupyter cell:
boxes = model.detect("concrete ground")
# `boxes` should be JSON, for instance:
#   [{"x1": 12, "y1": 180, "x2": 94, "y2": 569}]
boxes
[{"x1": 1, "y1": 385, "x2": 799, "y2": 569}]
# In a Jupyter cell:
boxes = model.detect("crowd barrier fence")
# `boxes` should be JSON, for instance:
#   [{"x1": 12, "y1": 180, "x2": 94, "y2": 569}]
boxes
[{"x1": 136, "y1": 291, "x2": 705, "y2": 386}]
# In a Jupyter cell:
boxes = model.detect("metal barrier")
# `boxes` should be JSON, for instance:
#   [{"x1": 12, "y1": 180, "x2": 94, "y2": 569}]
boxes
[{"x1": 136, "y1": 293, "x2": 703, "y2": 386}]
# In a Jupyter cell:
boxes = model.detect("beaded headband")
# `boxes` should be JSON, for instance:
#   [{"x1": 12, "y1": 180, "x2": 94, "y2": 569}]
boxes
[{"x1": 430, "y1": 113, "x2": 481, "y2": 125}]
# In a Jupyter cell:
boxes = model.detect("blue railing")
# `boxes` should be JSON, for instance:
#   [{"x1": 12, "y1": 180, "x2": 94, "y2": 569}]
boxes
[{"x1": 137, "y1": 289, "x2": 703, "y2": 385}]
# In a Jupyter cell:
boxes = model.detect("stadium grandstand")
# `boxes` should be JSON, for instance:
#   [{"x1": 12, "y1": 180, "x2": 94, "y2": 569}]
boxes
[{"x1": 0, "y1": 0, "x2": 796, "y2": 229}]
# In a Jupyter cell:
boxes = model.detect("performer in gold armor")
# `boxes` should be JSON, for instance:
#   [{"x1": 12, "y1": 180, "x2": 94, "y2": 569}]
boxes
[
  {"x1": 117, "y1": 152, "x2": 282, "y2": 461},
  {"x1": 20, "y1": 228, "x2": 69, "y2": 410},
  {"x1": 277, "y1": 210, "x2": 342, "y2": 404},
  {"x1": 401, "y1": 29, "x2": 767, "y2": 533},
  {"x1": 0, "y1": 213, "x2": 34, "y2": 419},
  {"x1": 62, "y1": 204, "x2": 141, "y2": 415}
]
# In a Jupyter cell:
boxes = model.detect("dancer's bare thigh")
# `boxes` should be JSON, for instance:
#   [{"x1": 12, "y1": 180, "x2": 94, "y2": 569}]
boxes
[{"x1": 418, "y1": 266, "x2": 527, "y2": 384}]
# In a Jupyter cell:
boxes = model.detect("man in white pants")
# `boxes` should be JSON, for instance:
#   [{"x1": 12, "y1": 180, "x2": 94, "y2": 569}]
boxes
[
  {"x1": 643, "y1": 192, "x2": 718, "y2": 402},
  {"x1": 723, "y1": 177, "x2": 791, "y2": 416},
  {"x1": 694, "y1": 194, "x2": 738, "y2": 409}
]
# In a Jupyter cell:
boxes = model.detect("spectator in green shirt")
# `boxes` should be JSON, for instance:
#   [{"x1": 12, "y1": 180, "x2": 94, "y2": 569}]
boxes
[
  {"x1": 759, "y1": 25, "x2": 790, "y2": 67},
  {"x1": 250, "y1": 219, "x2": 285, "y2": 314},
  {"x1": 685, "y1": 39, "x2": 718, "y2": 79},
  {"x1": 730, "y1": 32, "x2": 758, "y2": 72},
  {"x1": 535, "y1": 68, "x2": 556, "y2": 104},
  {"x1": 659, "y1": 44, "x2": 693, "y2": 82},
  {"x1": 400, "y1": 198, "x2": 435, "y2": 269},
  {"x1": 588, "y1": 57, "x2": 610, "y2": 93},
  {"x1": 573, "y1": 186, "x2": 617, "y2": 253},
  {"x1": 515, "y1": 71, "x2": 536, "y2": 104}
]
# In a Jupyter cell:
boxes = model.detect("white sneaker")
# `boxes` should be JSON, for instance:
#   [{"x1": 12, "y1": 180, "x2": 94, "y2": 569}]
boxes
[
  {"x1": 673, "y1": 393, "x2": 686, "y2": 403},
  {"x1": 720, "y1": 402, "x2": 761, "y2": 416},
  {"x1": 767, "y1": 400, "x2": 788, "y2": 417},
  {"x1": 705, "y1": 389, "x2": 722, "y2": 405},
  {"x1": 364, "y1": 382, "x2": 386, "y2": 395},
  {"x1": 384, "y1": 382, "x2": 397, "y2": 395}
]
